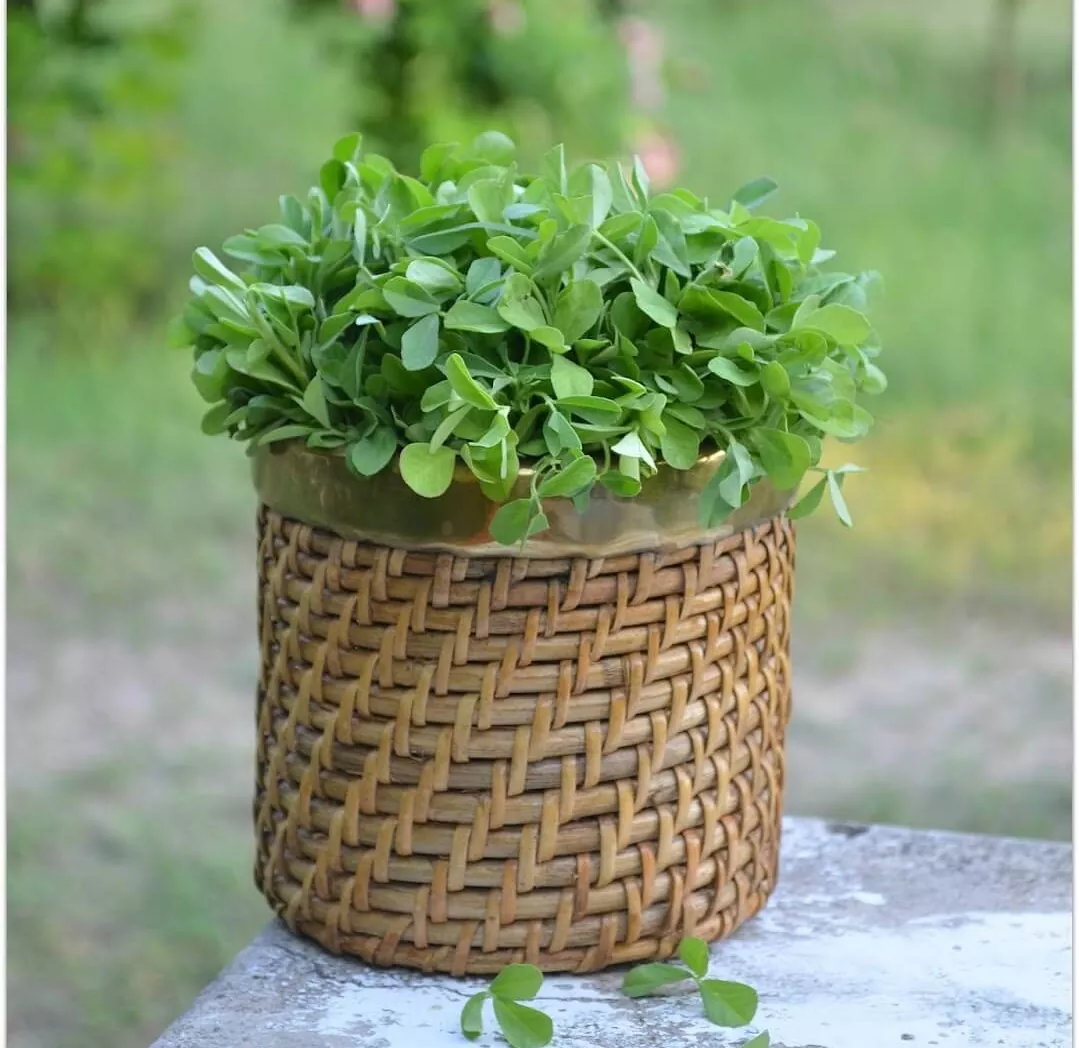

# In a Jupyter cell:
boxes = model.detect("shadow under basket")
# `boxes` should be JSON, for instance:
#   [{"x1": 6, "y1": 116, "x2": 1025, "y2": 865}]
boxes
[{"x1": 252, "y1": 446, "x2": 796, "y2": 975}]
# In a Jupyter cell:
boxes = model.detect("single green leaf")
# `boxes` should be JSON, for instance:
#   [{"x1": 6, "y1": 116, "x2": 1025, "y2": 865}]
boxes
[
  {"x1": 348, "y1": 428, "x2": 397, "y2": 476},
  {"x1": 320, "y1": 158, "x2": 346, "y2": 200},
  {"x1": 794, "y1": 218, "x2": 821, "y2": 265},
  {"x1": 799, "y1": 399, "x2": 873, "y2": 439},
  {"x1": 600, "y1": 469, "x2": 642, "y2": 497},
  {"x1": 718, "y1": 441, "x2": 756, "y2": 507},
  {"x1": 707, "y1": 356, "x2": 758, "y2": 386},
  {"x1": 790, "y1": 297, "x2": 822, "y2": 335},
  {"x1": 533, "y1": 224, "x2": 592, "y2": 282},
  {"x1": 280, "y1": 194, "x2": 307, "y2": 233},
  {"x1": 599, "y1": 211, "x2": 641, "y2": 243},
  {"x1": 541, "y1": 143, "x2": 568, "y2": 194},
  {"x1": 257, "y1": 423, "x2": 313, "y2": 446},
  {"x1": 730, "y1": 236, "x2": 759, "y2": 278},
  {"x1": 301, "y1": 377, "x2": 331, "y2": 427},
  {"x1": 671, "y1": 325, "x2": 693, "y2": 355},
  {"x1": 446, "y1": 353, "x2": 498, "y2": 410},
  {"x1": 537, "y1": 456, "x2": 597, "y2": 498},
  {"x1": 200, "y1": 402, "x2": 231, "y2": 435},
  {"x1": 756, "y1": 429, "x2": 811, "y2": 490},
  {"x1": 740, "y1": 1033, "x2": 770, "y2": 1048},
  {"x1": 468, "y1": 179, "x2": 512, "y2": 225},
  {"x1": 472, "y1": 412, "x2": 511, "y2": 448},
  {"x1": 666, "y1": 402, "x2": 707, "y2": 429},
  {"x1": 255, "y1": 224, "x2": 308, "y2": 249},
  {"x1": 760, "y1": 360, "x2": 791, "y2": 399},
  {"x1": 352, "y1": 206, "x2": 368, "y2": 266},
  {"x1": 543, "y1": 408, "x2": 582, "y2": 455},
  {"x1": 797, "y1": 303, "x2": 871, "y2": 345},
  {"x1": 405, "y1": 258, "x2": 462, "y2": 296},
  {"x1": 466, "y1": 257, "x2": 501, "y2": 296},
  {"x1": 652, "y1": 208, "x2": 691, "y2": 277},
  {"x1": 788, "y1": 475, "x2": 827, "y2": 519},
  {"x1": 630, "y1": 278, "x2": 677, "y2": 328},
  {"x1": 634, "y1": 215, "x2": 660, "y2": 266},
  {"x1": 622, "y1": 963, "x2": 695, "y2": 998},
  {"x1": 471, "y1": 129, "x2": 516, "y2": 165},
  {"x1": 708, "y1": 290, "x2": 766, "y2": 332},
  {"x1": 489, "y1": 963, "x2": 544, "y2": 1002},
  {"x1": 699, "y1": 468, "x2": 736, "y2": 529},
  {"x1": 631, "y1": 155, "x2": 651, "y2": 203},
  {"x1": 558, "y1": 395, "x2": 622, "y2": 419},
  {"x1": 192, "y1": 247, "x2": 245, "y2": 292},
  {"x1": 660, "y1": 415, "x2": 701, "y2": 470},
  {"x1": 677, "y1": 937, "x2": 710, "y2": 978},
  {"x1": 828, "y1": 470, "x2": 854, "y2": 527},
  {"x1": 444, "y1": 300, "x2": 511, "y2": 333},
  {"x1": 699, "y1": 979, "x2": 759, "y2": 1027},
  {"x1": 551, "y1": 355, "x2": 594, "y2": 399},
  {"x1": 487, "y1": 235, "x2": 534, "y2": 275},
  {"x1": 319, "y1": 312, "x2": 357, "y2": 343},
  {"x1": 424, "y1": 407, "x2": 470, "y2": 451},
  {"x1": 531, "y1": 326, "x2": 567, "y2": 351},
  {"x1": 589, "y1": 164, "x2": 613, "y2": 227},
  {"x1": 401, "y1": 313, "x2": 441, "y2": 371},
  {"x1": 862, "y1": 361, "x2": 888, "y2": 395},
  {"x1": 460, "y1": 991, "x2": 487, "y2": 1041},
  {"x1": 491, "y1": 998, "x2": 553, "y2": 1048},
  {"x1": 489, "y1": 499, "x2": 534, "y2": 546},
  {"x1": 554, "y1": 280, "x2": 603, "y2": 343},
  {"x1": 612, "y1": 431, "x2": 656, "y2": 469},
  {"x1": 332, "y1": 131, "x2": 362, "y2": 164},
  {"x1": 399, "y1": 443, "x2": 456, "y2": 498},
  {"x1": 383, "y1": 278, "x2": 440, "y2": 318},
  {"x1": 497, "y1": 276, "x2": 547, "y2": 332},
  {"x1": 732, "y1": 176, "x2": 779, "y2": 210},
  {"x1": 526, "y1": 510, "x2": 550, "y2": 538}
]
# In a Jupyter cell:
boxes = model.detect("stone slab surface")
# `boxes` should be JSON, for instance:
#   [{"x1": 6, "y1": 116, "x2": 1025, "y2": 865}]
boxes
[{"x1": 151, "y1": 818, "x2": 1072, "y2": 1048}]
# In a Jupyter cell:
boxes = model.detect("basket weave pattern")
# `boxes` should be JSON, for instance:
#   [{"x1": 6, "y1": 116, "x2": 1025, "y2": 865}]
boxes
[{"x1": 254, "y1": 507, "x2": 795, "y2": 974}]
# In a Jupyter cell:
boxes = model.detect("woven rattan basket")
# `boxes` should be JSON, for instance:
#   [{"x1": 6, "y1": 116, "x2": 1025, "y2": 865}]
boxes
[{"x1": 252, "y1": 445, "x2": 795, "y2": 974}]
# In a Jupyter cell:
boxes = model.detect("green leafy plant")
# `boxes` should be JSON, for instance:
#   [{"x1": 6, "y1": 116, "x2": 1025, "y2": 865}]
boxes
[
  {"x1": 623, "y1": 937, "x2": 764, "y2": 1041},
  {"x1": 176, "y1": 130, "x2": 885, "y2": 545},
  {"x1": 460, "y1": 963, "x2": 553, "y2": 1048}
]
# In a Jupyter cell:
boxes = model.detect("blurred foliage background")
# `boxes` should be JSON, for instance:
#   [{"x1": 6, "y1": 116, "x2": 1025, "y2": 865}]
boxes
[{"x1": 7, "y1": 1, "x2": 1071, "y2": 1046}]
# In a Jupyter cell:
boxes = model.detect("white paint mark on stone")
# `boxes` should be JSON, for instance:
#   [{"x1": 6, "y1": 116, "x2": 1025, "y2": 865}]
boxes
[{"x1": 850, "y1": 890, "x2": 886, "y2": 906}]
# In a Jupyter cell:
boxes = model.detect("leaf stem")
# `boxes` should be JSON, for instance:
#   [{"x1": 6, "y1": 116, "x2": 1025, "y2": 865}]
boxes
[{"x1": 593, "y1": 231, "x2": 645, "y2": 282}]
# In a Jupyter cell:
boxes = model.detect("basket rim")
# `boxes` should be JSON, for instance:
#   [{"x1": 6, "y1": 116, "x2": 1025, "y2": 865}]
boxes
[{"x1": 252, "y1": 442, "x2": 794, "y2": 558}]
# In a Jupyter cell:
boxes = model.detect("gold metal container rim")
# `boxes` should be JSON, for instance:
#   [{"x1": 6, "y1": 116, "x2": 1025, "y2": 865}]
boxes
[{"x1": 252, "y1": 443, "x2": 794, "y2": 558}]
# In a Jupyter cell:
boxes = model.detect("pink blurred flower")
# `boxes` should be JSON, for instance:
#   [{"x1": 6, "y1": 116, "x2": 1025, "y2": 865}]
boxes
[
  {"x1": 488, "y1": 0, "x2": 525, "y2": 36},
  {"x1": 349, "y1": 0, "x2": 395, "y2": 22},
  {"x1": 634, "y1": 130, "x2": 680, "y2": 188},
  {"x1": 619, "y1": 17, "x2": 663, "y2": 66},
  {"x1": 619, "y1": 16, "x2": 665, "y2": 112}
]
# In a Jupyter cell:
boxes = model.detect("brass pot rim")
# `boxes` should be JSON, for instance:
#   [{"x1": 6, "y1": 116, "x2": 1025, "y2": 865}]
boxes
[{"x1": 252, "y1": 442, "x2": 793, "y2": 558}]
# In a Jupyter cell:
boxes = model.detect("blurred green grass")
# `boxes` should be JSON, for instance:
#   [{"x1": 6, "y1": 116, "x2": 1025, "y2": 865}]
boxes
[{"x1": 8, "y1": 2, "x2": 1071, "y2": 1047}]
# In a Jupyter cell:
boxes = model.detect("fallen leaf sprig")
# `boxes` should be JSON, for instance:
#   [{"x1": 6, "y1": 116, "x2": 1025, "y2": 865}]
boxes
[
  {"x1": 461, "y1": 963, "x2": 553, "y2": 1048},
  {"x1": 623, "y1": 936, "x2": 766, "y2": 1041}
]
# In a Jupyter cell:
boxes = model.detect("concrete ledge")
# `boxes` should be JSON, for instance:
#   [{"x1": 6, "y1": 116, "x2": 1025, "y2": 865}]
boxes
[{"x1": 151, "y1": 818, "x2": 1072, "y2": 1048}]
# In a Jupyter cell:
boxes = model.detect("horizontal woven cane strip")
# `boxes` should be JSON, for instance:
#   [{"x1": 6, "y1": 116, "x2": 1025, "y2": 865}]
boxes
[{"x1": 255, "y1": 507, "x2": 794, "y2": 974}]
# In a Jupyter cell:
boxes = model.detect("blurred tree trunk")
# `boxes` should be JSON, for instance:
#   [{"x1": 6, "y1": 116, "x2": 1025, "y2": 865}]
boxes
[{"x1": 989, "y1": 0, "x2": 1022, "y2": 130}]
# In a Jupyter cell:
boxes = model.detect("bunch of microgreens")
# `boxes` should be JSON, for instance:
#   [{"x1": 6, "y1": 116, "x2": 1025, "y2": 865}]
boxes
[
  {"x1": 175, "y1": 130, "x2": 884, "y2": 544},
  {"x1": 460, "y1": 938, "x2": 768, "y2": 1047}
]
